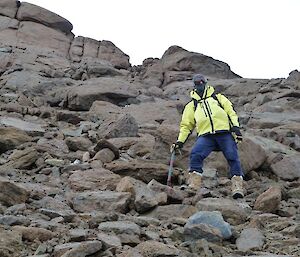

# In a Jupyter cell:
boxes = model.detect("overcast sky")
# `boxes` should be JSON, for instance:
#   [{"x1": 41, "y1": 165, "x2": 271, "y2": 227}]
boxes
[{"x1": 27, "y1": 0, "x2": 300, "y2": 79}]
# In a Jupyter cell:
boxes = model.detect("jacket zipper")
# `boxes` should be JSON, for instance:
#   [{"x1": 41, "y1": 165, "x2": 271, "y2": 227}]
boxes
[{"x1": 203, "y1": 99, "x2": 215, "y2": 133}]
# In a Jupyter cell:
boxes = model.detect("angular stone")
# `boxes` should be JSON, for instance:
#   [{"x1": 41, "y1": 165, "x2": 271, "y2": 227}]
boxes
[
  {"x1": 271, "y1": 154, "x2": 300, "y2": 180},
  {"x1": 195, "y1": 198, "x2": 252, "y2": 225},
  {"x1": 68, "y1": 168, "x2": 121, "y2": 191},
  {"x1": 65, "y1": 137, "x2": 93, "y2": 151},
  {"x1": 0, "y1": 178, "x2": 29, "y2": 206},
  {"x1": 148, "y1": 179, "x2": 185, "y2": 203},
  {"x1": 0, "y1": 116, "x2": 45, "y2": 133},
  {"x1": 145, "y1": 204, "x2": 197, "y2": 220},
  {"x1": 98, "y1": 221, "x2": 141, "y2": 245},
  {"x1": 97, "y1": 232, "x2": 122, "y2": 250},
  {"x1": 72, "y1": 191, "x2": 131, "y2": 213},
  {"x1": 13, "y1": 225, "x2": 55, "y2": 242},
  {"x1": 97, "y1": 113, "x2": 138, "y2": 139},
  {"x1": 54, "y1": 241, "x2": 102, "y2": 257},
  {"x1": 116, "y1": 176, "x2": 161, "y2": 213},
  {"x1": 185, "y1": 211, "x2": 232, "y2": 239},
  {"x1": 0, "y1": 127, "x2": 32, "y2": 154},
  {"x1": 254, "y1": 186, "x2": 282, "y2": 213},
  {"x1": 5, "y1": 147, "x2": 38, "y2": 169},
  {"x1": 236, "y1": 228, "x2": 265, "y2": 252},
  {"x1": 0, "y1": 215, "x2": 30, "y2": 226},
  {"x1": 184, "y1": 223, "x2": 223, "y2": 242},
  {"x1": 69, "y1": 229, "x2": 88, "y2": 242}
]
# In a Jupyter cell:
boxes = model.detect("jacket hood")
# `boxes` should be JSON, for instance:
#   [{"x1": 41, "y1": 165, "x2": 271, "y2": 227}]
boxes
[{"x1": 190, "y1": 85, "x2": 215, "y2": 100}]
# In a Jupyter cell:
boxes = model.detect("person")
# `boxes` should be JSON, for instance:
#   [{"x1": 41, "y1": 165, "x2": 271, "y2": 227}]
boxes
[{"x1": 171, "y1": 74, "x2": 244, "y2": 199}]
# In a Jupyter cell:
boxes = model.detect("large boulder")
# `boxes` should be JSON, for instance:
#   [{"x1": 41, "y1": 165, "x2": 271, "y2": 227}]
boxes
[
  {"x1": 66, "y1": 77, "x2": 139, "y2": 111},
  {"x1": 161, "y1": 45, "x2": 240, "y2": 80},
  {"x1": 17, "y1": 2, "x2": 73, "y2": 34}
]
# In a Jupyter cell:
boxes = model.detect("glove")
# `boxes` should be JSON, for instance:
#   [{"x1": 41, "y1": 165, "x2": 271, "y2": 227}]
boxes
[
  {"x1": 230, "y1": 126, "x2": 243, "y2": 142},
  {"x1": 170, "y1": 141, "x2": 183, "y2": 153}
]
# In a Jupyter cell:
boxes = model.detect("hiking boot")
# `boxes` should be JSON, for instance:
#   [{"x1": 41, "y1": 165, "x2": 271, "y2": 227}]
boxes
[
  {"x1": 231, "y1": 175, "x2": 244, "y2": 199},
  {"x1": 187, "y1": 171, "x2": 202, "y2": 191}
]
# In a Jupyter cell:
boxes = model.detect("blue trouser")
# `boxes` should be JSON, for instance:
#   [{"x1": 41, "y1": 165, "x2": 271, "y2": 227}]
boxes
[{"x1": 189, "y1": 132, "x2": 244, "y2": 177}]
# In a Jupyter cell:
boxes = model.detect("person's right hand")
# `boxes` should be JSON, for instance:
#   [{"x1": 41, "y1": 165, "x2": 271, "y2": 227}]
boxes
[{"x1": 170, "y1": 141, "x2": 183, "y2": 153}]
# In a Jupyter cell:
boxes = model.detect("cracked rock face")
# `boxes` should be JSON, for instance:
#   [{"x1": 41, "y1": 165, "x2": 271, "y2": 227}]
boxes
[{"x1": 0, "y1": 1, "x2": 299, "y2": 257}]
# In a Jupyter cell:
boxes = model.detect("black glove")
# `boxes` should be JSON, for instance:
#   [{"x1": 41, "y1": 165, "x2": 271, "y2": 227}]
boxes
[
  {"x1": 230, "y1": 126, "x2": 243, "y2": 142},
  {"x1": 170, "y1": 141, "x2": 183, "y2": 153}
]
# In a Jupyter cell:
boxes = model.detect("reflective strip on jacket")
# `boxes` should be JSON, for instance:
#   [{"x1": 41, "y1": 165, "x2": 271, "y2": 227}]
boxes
[{"x1": 177, "y1": 85, "x2": 239, "y2": 143}]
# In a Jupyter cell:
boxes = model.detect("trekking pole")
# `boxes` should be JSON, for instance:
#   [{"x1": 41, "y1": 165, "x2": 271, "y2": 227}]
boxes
[{"x1": 167, "y1": 150, "x2": 176, "y2": 187}]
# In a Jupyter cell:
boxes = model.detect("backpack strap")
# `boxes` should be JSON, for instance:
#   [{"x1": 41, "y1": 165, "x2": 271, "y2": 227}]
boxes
[
  {"x1": 193, "y1": 99, "x2": 198, "y2": 112},
  {"x1": 212, "y1": 92, "x2": 233, "y2": 127}
]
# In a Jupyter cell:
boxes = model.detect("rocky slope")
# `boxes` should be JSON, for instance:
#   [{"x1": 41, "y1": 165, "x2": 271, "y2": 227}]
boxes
[{"x1": 0, "y1": 1, "x2": 299, "y2": 257}]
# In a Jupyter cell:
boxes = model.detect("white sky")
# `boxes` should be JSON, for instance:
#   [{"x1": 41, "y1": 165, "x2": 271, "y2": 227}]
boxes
[{"x1": 26, "y1": 0, "x2": 300, "y2": 79}]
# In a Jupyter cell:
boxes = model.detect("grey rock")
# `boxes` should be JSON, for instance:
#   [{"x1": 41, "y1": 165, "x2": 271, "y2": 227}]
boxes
[
  {"x1": 17, "y1": 2, "x2": 73, "y2": 34},
  {"x1": 196, "y1": 198, "x2": 252, "y2": 225},
  {"x1": 0, "y1": 178, "x2": 29, "y2": 207},
  {"x1": 72, "y1": 191, "x2": 131, "y2": 213},
  {"x1": 185, "y1": 211, "x2": 232, "y2": 239},
  {"x1": 236, "y1": 228, "x2": 265, "y2": 252}
]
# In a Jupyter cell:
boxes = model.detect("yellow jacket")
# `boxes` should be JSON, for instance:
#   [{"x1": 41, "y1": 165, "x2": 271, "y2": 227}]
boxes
[{"x1": 177, "y1": 85, "x2": 240, "y2": 143}]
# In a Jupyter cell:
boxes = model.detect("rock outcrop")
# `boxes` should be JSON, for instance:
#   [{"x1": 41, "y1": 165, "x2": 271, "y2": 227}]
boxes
[{"x1": 0, "y1": 1, "x2": 299, "y2": 257}]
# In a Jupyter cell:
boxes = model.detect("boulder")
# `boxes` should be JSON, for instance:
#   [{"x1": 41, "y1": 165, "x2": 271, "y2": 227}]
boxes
[
  {"x1": 161, "y1": 45, "x2": 240, "y2": 79},
  {"x1": 68, "y1": 168, "x2": 121, "y2": 191},
  {"x1": 185, "y1": 211, "x2": 232, "y2": 239},
  {"x1": 66, "y1": 77, "x2": 139, "y2": 111},
  {"x1": 17, "y1": 2, "x2": 73, "y2": 34},
  {"x1": 0, "y1": 127, "x2": 32, "y2": 154},
  {"x1": 72, "y1": 191, "x2": 131, "y2": 213},
  {"x1": 271, "y1": 154, "x2": 300, "y2": 180},
  {"x1": 145, "y1": 204, "x2": 197, "y2": 220},
  {"x1": 254, "y1": 186, "x2": 282, "y2": 213},
  {"x1": 116, "y1": 176, "x2": 166, "y2": 213},
  {"x1": 236, "y1": 228, "x2": 265, "y2": 252},
  {"x1": 98, "y1": 221, "x2": 141, "y2": 245},
  {"x1": 53, "y1": 241, "x2": 102, "y2": 257},
  {"x1": 97, "y1": 113, "x2": 139, "y2": 139},
  {"x1": 0, "y1": 178, "x2": 29, "y2": 206},
  {"x1": 195, "y1": 198, "x2": 251, "y2": 225},
  {"x1": 13, "y1": 226, "x2": 55, "y2": 242}
]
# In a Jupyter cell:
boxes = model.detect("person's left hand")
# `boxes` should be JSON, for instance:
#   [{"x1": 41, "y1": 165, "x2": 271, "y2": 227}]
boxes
[{"x1": 231, "y1": 126, "x2": 243, "y2": 142}]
